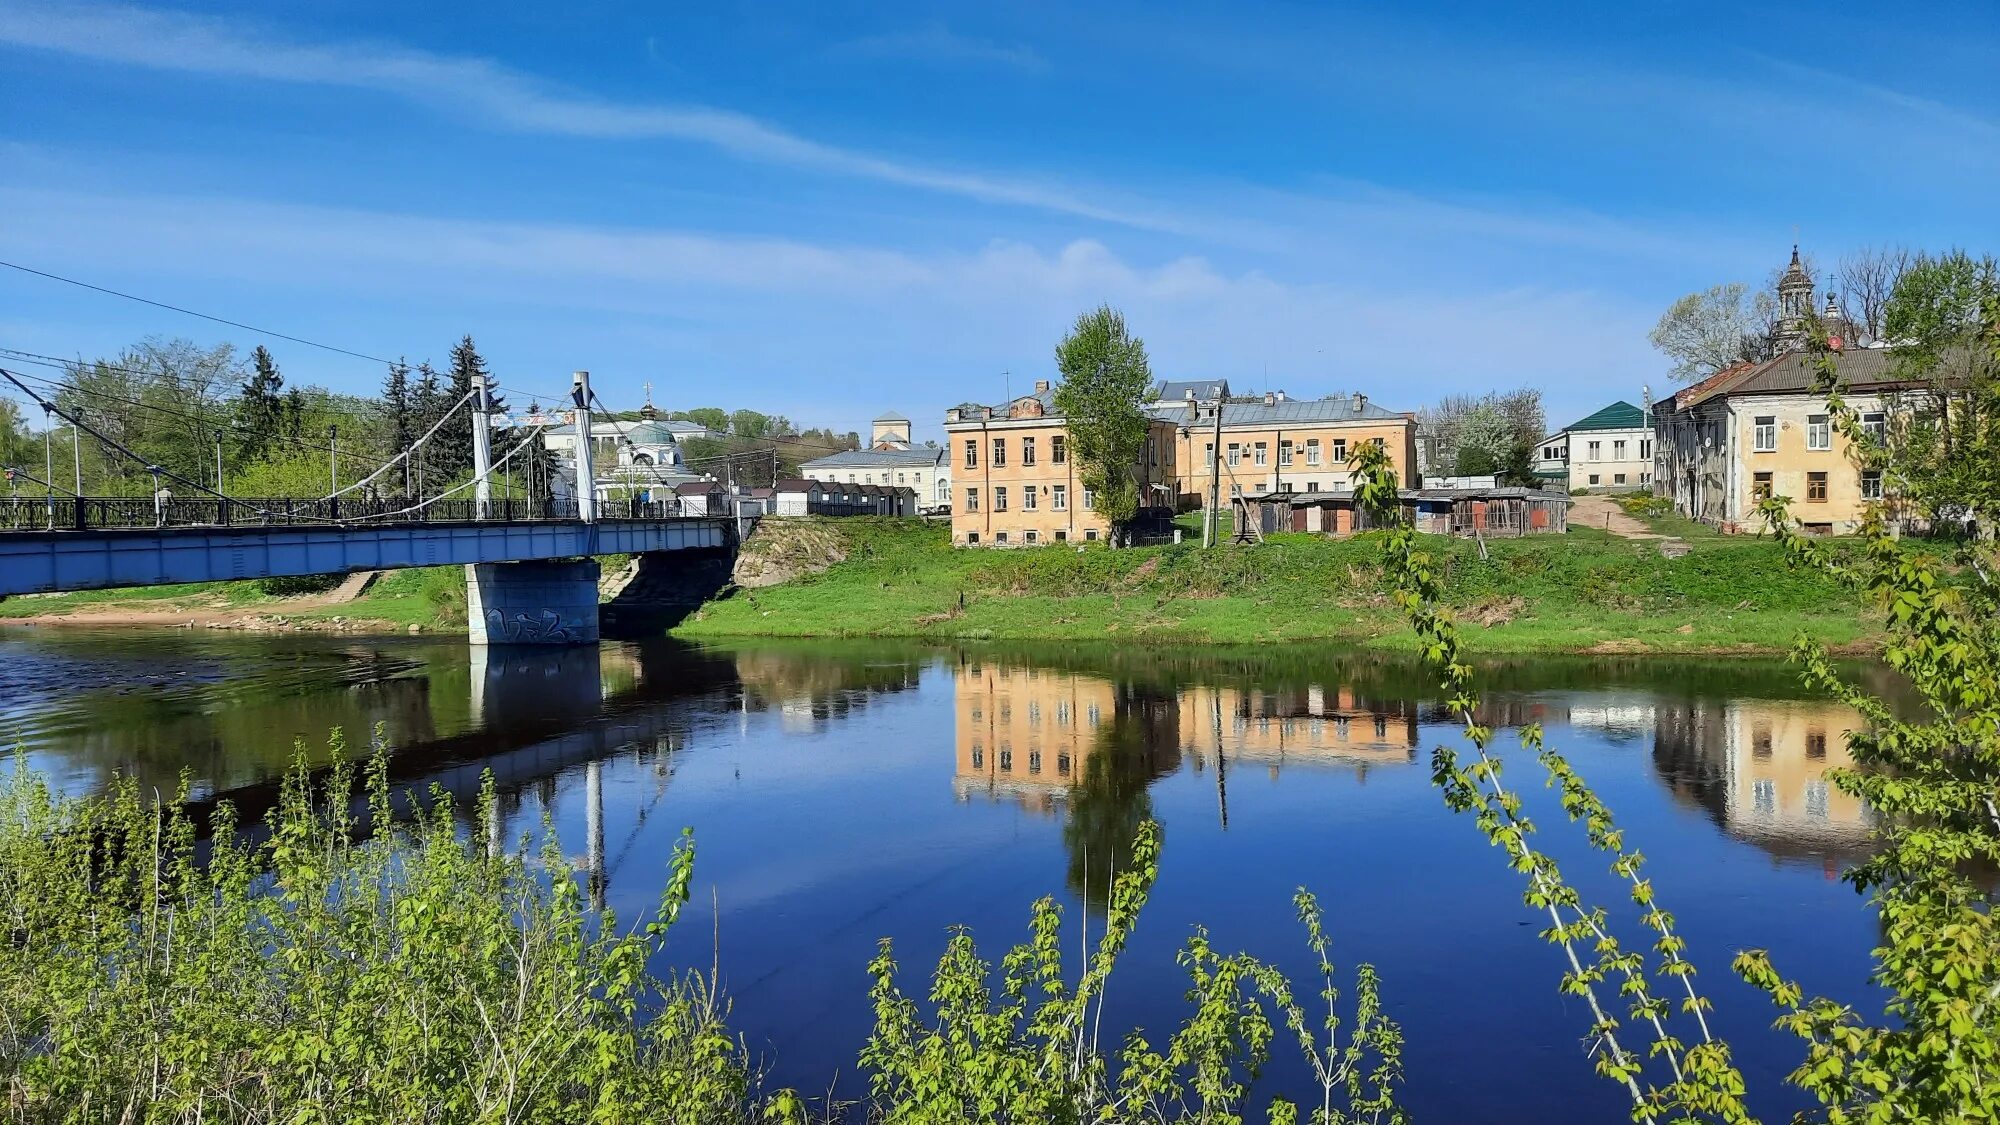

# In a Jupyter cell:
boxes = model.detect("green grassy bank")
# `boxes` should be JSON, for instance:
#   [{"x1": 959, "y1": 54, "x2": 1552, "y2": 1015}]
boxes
[{"x1": 676, "y1": 518, "x2": 1879, "y2": 655}]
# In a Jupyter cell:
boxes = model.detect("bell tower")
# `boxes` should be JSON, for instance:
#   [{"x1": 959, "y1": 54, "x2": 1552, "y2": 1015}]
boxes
[{"x1": 1774, "y1": 245, "x2": 1815, "y2": 352}]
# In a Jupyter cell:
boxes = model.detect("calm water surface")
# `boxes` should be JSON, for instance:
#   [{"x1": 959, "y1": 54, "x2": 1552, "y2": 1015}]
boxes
[{"x1": 0, "y1": 625, "x2": 1891, "y2": 1121}]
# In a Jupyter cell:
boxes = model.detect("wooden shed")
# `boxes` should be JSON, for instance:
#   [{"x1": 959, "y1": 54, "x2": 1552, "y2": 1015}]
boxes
[{"x1": 1250, "y1": 486, "x2": 1568, "y2": 539}]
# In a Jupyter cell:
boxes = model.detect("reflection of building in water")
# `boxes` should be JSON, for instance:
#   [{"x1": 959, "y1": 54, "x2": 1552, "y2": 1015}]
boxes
[
  {"x1": 731, "y1": 649, "x2": 923, "y2": 734},
  {"x1": 954, "y1": 662, "x2": 1118, "y2": 812},
  {"x1": 952, "y1": 664, "x2": 1419, "y2": 814},
  {"x1": 1177, "y1": 685, "x2": 1418, "y2": 776},
  {"x1": 1565, "y1": 698, "x2": 1657, "y2": 741},
  {"x1": 1654, "y1": 698, "x2": 1872, "y2": 860}
]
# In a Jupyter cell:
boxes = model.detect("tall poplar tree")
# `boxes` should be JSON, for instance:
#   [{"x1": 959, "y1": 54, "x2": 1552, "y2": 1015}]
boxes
[{"x1": 1052, "y1": 306, "x2": 1154, "y2": 541}]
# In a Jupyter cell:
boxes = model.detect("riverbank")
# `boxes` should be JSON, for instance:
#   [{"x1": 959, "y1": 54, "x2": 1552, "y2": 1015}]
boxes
[
  {"x1": 676, "y1": 518, "x2": 1879, "y2": 655},
  {"x1": 0, "y1": 564, "x2": 468, "y2": 633}
]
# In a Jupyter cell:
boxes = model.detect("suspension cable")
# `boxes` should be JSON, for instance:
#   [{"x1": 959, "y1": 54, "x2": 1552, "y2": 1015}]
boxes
[
  {"x1": 317, "y1": 387, "x2": 476, "y2": 501},
  {"x1": 0, "y1": 368, "x2": 264, "y2": 514}
]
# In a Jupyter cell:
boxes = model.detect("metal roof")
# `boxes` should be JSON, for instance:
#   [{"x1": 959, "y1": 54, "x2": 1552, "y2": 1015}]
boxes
[
  {"x1": 1151, "y1": 379, "x2": 1231, "y2": 402},
  {"x1": 873, "y1": 410, "x2": 910, "y2": 422},
  {"x1": 800, "y1": 447, "x2": 945, "y2": 469},
  {"x1": 1559, "y1": 400, "x2": 1647, "y2": 433},
  {"x1": 1147, "y1": 394, "x2": 1406, "y2": 426},
  {"x1": 1665, "y1": 346, "x2": 1932, "y2": 411}
]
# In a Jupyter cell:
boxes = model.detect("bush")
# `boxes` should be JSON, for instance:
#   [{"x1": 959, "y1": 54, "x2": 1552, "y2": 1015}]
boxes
[
  {"x1": 0, "y1": 736, "x2": 759, "y2": 1123},
  {"x1": 1613, "y1": 492, "x2": 1674, "y2": 518}
]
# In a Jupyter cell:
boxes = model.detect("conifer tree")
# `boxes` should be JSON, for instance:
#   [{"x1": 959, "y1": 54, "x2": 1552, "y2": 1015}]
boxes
[
  {"x1": 236, "y1": 345, "x2": 286, "y2": 462},
  {"x1": 439, "y1": 335, "x2": 493, "y2": 474},
  {"x1": 381, "y1": 358, "x2": 414, "y2": 455}
]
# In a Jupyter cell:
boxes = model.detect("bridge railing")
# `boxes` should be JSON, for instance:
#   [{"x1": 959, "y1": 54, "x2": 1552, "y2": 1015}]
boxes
[{"x1": 0, "y1": 496, "x2": 691, "y2": 532}]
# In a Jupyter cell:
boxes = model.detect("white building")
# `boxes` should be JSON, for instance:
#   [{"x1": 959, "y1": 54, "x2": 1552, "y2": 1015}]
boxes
[
  {"x1": 523, "y1": 403, "x2": 710, "y2": 501},
  {"x1": 1536, "y1": 400, "x2": 1654, "y2": 492},
  {"x1": 799, "y1": 410, "x2": 950, "y2": 512}
]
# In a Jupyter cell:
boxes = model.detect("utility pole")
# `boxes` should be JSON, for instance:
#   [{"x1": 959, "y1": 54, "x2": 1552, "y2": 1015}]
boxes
[
  {"x1": 42, "y1": 405, "x2": 54, "y2": 530},
  {"x1": 1203, "y1": 395, "x2": 1225, "y2": 548},
  {"x1": 470, "y1": 370, "x2": 494, "y2": 519},
  {"x1": 571, "y1": 370, "x2": 597, "y2": 522},
  {"x1": 213, "y1": 432, "x2": 223, "y2": 496}
]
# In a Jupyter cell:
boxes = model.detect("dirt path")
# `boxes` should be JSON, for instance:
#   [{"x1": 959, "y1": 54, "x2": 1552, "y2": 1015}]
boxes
[
  {"x1": 1567, "y1": 495, "x2": 1664, "y2": 540},
  {"x1": 4, "y1": 571, "x2": 400, "y2": 632}
]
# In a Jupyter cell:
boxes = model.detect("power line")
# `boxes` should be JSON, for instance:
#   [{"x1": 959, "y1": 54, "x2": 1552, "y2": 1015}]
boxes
[
  {"x1": 0, "y1": 259, "x2": 397, "y2": 366},
  {"x1": 0, "y1": 346, "x2": 393, "y2": 418},
  {"x1": 0, "y1": 362, "x2": 387, "y2": 469}
]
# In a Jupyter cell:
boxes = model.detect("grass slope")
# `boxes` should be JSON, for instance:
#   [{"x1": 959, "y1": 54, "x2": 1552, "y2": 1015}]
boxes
[{"x1": 675, "y1": 518, "x2": 1878, "y2": 654}]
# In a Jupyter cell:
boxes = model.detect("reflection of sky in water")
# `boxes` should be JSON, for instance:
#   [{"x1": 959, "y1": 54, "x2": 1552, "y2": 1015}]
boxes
[{"x1": 0, "y1": 630, "x2": 1884, "y2": 1123}]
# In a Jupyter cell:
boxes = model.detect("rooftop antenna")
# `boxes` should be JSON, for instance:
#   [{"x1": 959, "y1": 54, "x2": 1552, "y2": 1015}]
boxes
[{"x1": 1002, "y1": 369, "x2": 1011, "y2": 405}]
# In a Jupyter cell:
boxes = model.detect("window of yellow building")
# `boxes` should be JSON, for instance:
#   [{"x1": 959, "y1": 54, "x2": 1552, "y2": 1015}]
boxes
[
  {"x1": 1860, "y1": 471, "x2": 1882, "y2": 500},
  {"x1": 1254, "y1": 442, "x2": 1268, "y2": 466},
  {"x1": 992, "y1": 438, "x2": 1006, "y2": 467},
  {"x1": 1279, "y1": 440, "x2": 1293, "y2": 466},
  {"x1": 964, "y1": 439, "x2": 977, "y2": 468},
  {"x1": 1754, "y1": 416, "x2": 1776, "y2": 452},
  {"x1": 1023, "y1": 487, "x2": 1038, "y2": 511},
  {"x1": 966, "y1": 487, "x2": 979, "y2": 512},
  {"x1": 1022, "y1": 436, "x2": 1036, "y2": 465},
  {"x1": 1807, "y1": 472, "x2": 1828, "y2": 502},
  {"x1": 1752, "y1": 472, "x2": 1772, "y2": 501},
  {"x1": 994, "y1": 486, "x2": 1008, "y2": 511},
  {"x1": 1052, "y1": 485, "x2": 1067, "y2": 510},
  {"x1": 1305, "y1": 438, "x2": 1321, "y2": 465},
  {"x1": 1807, "y1": 415, "x2": 1831, "y2": 450},
  {"x1": 1052, "y1": 435, "x2": 1066, "y2": 463}
]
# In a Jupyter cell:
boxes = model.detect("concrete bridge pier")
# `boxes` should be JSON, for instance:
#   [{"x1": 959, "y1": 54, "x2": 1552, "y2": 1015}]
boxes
[{"x1": 466, "y1": 559, "x2": 602, "y2": 645}]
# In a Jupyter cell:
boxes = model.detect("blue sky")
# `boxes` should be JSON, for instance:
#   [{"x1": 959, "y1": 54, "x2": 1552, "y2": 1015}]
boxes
[{"x1": 2, "y1": 1, "x2": 1997, "y2": 438}]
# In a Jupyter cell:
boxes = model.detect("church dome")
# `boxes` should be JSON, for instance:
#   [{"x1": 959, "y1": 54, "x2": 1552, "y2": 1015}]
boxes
[{"x1": 628, "y1": 420, "x2": 679, "y2": 446}]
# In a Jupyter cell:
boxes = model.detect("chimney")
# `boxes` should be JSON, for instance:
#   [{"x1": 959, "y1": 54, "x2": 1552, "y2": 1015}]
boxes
[
  {"x1": 1276, "y1": 390, "x2": 1287, "y2": 402},
  {"x1": 1184, "y1": 388, "x2": 1196, "y2": 400},
  {"x1": 1263, "y1": 391, "x2": 1276, "y2": 407},
  {"x1": 1351, "y1": 392, "x2": 1366, "y2": 413},
  {"x1": 1034, "y1": 379, "x2": 1050, "y2": 393}
]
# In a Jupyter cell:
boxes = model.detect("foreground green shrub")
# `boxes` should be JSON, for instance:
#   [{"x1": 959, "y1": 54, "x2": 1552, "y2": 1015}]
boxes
[
  {"x1": 864, "y1": 821, "x2": 1405, "y2": 1124},
  {"x1": 0, "y1": 735, "x2": 755, "y2": 1124}
]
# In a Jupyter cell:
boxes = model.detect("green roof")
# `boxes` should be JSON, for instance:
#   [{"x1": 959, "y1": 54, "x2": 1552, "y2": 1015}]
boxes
[{"x1": 1561, "y1": 400, "x2": 1647, "y2": 433}]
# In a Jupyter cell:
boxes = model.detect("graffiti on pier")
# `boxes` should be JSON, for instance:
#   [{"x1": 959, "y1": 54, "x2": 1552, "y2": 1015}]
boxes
[{"x1": 484, "y1": 609, "x2": 586, "y2": 644}]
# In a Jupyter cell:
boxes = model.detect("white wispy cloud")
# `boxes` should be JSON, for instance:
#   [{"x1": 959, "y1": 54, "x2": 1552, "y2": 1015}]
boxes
[
  {"x1": 0, "y1": 185, "x2": 1659, "y2": 424},
  {"x1": 0, "y1": 2, "x2": 1190, "y2": 232},
  {"x1": 833, "y1": 23, "x2": 1048, "y2": 71}
]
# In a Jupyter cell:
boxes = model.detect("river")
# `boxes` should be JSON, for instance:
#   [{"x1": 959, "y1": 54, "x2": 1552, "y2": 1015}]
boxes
[{"x1": 0, "y1": 625, "x2": 1889, "y2": 1121}]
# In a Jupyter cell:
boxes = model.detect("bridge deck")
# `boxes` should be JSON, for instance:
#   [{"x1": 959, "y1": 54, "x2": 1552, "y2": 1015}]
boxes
[{"x1": 0, "y1": 517, "x2": 731, "y2": 597}]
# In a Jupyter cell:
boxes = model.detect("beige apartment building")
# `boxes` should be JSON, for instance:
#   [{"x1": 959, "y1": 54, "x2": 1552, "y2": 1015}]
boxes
[
  {"x1": 946, "y1": 381, "x2": 1179, "y2": 546},
  {"x1": 1152, "y1": 386, "x2": 1419, "y2": 501},
  {"x1": 1655, "y1": 348, "x2": 1909, "y2": 534},
  {"x1": 1655, "y1": 246, "x2": 1923, "y2": 534}
]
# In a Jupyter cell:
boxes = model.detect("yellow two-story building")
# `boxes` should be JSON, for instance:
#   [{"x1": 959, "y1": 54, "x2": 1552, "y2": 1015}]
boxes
[
  {"x1": 946, "y1": 381, "x2": 1180, "y2": 546},
  {"x1": 1150, "y1": 383, "x2": 1420, "y2": 503}
]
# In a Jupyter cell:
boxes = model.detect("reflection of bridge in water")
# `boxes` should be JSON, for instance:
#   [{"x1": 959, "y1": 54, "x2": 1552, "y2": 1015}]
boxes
[{"x1": 176, "y1": 641, "x2": 925, "y2": 894}]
